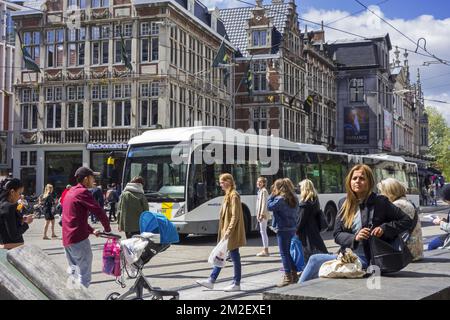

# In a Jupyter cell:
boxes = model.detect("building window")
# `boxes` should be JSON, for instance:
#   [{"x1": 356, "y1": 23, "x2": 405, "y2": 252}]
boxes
[
  {"x1": 21, "y1": 152, "x2": 28, "y2": 166},
  {"x1": 91, "y1": 25, "x2": 109, "y2": 65},
  {"x1": 45, "y1": 103, "x2": 62, "y2": 129},
  {"x1": 21, "y1": 88, "x2": 39, "y2": 130},
  {"x1": 253, "y1": 62, "x2": 267, "y2": 91},
  {"x1": 46, "y1": 29, "x2": 64, "y2": 68},
  {"x1": 252, "y1": 30, "x2": 267, "y2": 47},
  {"x1": 253, "y1": 107, "x2": 267, "y2": 134},
  {"x1": 68, "y1": 0, "x2": 86, "y2": 8},
  {"x1": 92, "y1": 102, "x2": 108, "y2": 127},
  {"x1": 30, "y1": 151, "x2": 37, "y2": 166},
  {"x1": 67, "y1": 103, "x2": 84, "y2": 128},
  {"x1": 67, "y1": 28, "x2": 86, "y2": 66},
  {"x1": 67, "y1": 86, "x2": 84, "y2": 101},
  {"x1": 114, "y1": 101, "x2": 131, "y2": 127},
  {"x1": 45, "y1": 87, "x2": 62, "y2": 102},
  {"x1": 114, "y1": 24, "x2": 132, "y2": 64},
  {"x1": 23, "y1": 31, "x2": 40, "y2": 70},
  {"x1": 170, "y1": 26, "x2": 178, "y2": 66},
  {"x1": 91, "y1": 85, "x2": 109, "y2": 100},
  {"x1": 140, "y1": 100, "x2": 158, "y2": 127},
  {"x1": 140, "y1": 22, "x2": 159, "y2": 62},
  {"x1": 350, "y1": 78, "x2": 364, "y2": 102},
  {"x1": 91, "y1": 0, "x2": 108, "y2": 8}
]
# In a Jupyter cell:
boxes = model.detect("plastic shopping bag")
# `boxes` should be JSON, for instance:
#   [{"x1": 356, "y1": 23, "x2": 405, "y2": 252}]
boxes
[
  {"x1": 208, "y1": 239, "x2": 229, "y2": 268},
  {"x1": 290, "y1": 236, "x2": 305, "y2": 272},
  {"x1": 102, "y1": 238, "x2": 121, "y2": 277}
]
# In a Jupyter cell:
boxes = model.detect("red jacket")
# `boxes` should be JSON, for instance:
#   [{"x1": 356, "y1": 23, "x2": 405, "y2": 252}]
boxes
[
  {"x1": 60, "y1": 188, "x2": 70, "y2": 206},
  {"x1": 62, "y1": 183, "x2": 111, "y2": 247}
]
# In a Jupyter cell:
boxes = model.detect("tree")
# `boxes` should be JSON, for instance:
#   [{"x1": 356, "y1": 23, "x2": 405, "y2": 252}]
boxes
[{"x1": 426, "y1": 106, "x2": 450, "y2": 179}]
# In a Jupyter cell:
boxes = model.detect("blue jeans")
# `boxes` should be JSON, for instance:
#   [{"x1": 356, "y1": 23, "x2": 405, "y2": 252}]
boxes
[
  {"x1": 428, "y1": 235, "x2": 446, "y2": 250},
  {"x1": 299, "y1": 253, "x2": 369, "y2": 283},
  {"x1": 277, "y1": 230, "x2": 297, "y2": 273},
  {"x1": 64, "y1": 238, "x2": 93, "y2": 288},
  {"x1": 210, "y1": 248, "x2": 241, "y2": 285}
]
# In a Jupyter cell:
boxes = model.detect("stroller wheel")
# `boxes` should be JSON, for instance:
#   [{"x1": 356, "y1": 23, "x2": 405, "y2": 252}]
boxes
[{"x1": 105, "y1": 292, "x2": 121, "y2": 300}]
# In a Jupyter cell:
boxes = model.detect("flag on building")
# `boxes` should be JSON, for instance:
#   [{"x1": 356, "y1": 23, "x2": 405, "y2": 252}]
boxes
[
  {"x1": 19, "y1": 34, "x2": 40, "y2": 73},
  {"x1": 303, "y1": 95, "x2": 314, "y2": 113},
  {"x1": 212, "y1": 40, "x2": 230, "y2": 67},
  {"x1": 120, "y1": 33, "x2": 133, "y2": 71},
  {"x1": 244, "y1": 65, "x2": 253, "y2": 96}
]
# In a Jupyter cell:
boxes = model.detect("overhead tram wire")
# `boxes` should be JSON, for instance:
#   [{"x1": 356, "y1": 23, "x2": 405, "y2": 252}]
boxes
[
  {"x1": 354, "y1": 0, "x2": 450, "y2": 66},
  {"x1": 234, "y1": 0, "x2": 440, "y2": 64},
  {"x1": 324, "y1": 0, "x2": 389, "y2": 26}
]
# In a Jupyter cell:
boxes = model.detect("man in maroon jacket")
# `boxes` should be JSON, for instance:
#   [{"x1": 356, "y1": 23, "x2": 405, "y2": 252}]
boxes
[{"x1": 62, "y1": 167, "x2": 111, "y2": 288}]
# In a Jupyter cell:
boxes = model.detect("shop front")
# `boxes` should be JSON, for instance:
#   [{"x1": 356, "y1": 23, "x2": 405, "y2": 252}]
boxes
[
  {"x1": 45, "y1": 151, "x2": 83, "y2": 195},
  {"x1": 87, "y1": 143, "x2": 128, "y2": 191}
]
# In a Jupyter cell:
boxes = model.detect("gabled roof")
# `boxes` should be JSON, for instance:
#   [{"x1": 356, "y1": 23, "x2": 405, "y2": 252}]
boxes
[{"x1": 219, "y1": 3, "x2": 291, "y2": 56}]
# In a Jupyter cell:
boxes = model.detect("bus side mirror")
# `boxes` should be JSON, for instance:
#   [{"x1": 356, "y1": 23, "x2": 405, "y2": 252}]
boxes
[{"x1": 195, "y1": 183, "x2": 206, "y2": 199}]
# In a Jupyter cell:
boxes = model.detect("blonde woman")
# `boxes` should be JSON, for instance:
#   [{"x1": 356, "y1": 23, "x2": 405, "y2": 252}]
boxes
[
  {"x1": 296, "y1": 179, "x2": 328, "y2": 263},
  {"x1": 378, "y1": 178, "x2": 423, "y2": 261},
  {"x1": 267, "y1": 178, "x2": 300, "y2": 287},
  {"x1": 256, "y1": 176, "x2": 270, "y2": 257},
  {"x1": 42, "y1": 184, "x2": 57, "y2": 240},
  {"x1": 299, "y1": 164, "x2": 412, "y2": 283},
  {"x1": 197, "y1": 173, "x2": 246, "y2": 292}
]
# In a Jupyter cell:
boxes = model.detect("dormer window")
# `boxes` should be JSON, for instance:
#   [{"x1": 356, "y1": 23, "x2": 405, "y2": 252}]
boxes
[{"x1": 252, "y1": 30, "x2": 267, "y2": 47}]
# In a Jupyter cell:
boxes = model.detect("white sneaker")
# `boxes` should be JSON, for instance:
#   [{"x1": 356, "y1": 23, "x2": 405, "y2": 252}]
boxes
[
  {"x1": 196, "y1": 279, "x2": 214, "y2": 290},
  {"x1": 223, "y1": 283, "x2": 241, "y2": 292}
]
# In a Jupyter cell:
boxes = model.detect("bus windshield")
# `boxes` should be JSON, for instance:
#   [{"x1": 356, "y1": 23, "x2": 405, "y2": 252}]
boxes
[{"x1": 124, "y1": 144, "x2": 187, "y2": 202}]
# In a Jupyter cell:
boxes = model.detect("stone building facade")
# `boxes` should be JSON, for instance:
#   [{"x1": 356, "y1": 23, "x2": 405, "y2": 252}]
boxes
[{"x1": 12, "y1": 0, "x2": 234, "y2": 195}]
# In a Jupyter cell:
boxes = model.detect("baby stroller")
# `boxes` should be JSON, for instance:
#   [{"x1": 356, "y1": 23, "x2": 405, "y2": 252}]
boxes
[{"x1": 104, "y1": 211, "x2": 180, "y2": 300}]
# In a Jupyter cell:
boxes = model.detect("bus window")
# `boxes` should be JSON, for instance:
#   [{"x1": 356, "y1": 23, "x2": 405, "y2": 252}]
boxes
[
  {"x1": 232, "y1": 163, "x2": 260, "y2": 196},
  {"x1": 321, "y1": 163, "x2": 343, "y2": 193},
  {"x1": 305, "y1": 164, "x2": 321, "y2": 193}
]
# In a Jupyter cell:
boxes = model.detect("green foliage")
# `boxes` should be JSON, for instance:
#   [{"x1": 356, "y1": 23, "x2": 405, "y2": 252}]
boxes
[{"x1": 426, "y1": 106, "x2": 450, "y2": 179}]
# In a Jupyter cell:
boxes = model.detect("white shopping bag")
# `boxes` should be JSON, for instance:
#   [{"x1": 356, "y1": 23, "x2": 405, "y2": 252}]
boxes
[
  {"x1": 208, "y1": 239, "x2": 229, "y2": 268},
  {"x1": 318, "y1": 248, "x2": 366, "y2": 279}
]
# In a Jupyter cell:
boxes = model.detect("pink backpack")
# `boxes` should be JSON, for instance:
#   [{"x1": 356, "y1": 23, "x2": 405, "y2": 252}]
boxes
[{"x1": 102, "y1": 238, "x2": 121, "y2": 277}]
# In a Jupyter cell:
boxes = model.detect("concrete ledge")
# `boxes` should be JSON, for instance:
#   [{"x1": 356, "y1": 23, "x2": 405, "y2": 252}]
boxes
[
  {"x1": 0, "y1": 249, "x2": 48, "y2": 300},
  {"x1": 263, "y1": 250, "x2": 450, "y2": 300},
  {"x1": 6, "y1": 245, "x2": 95, "y2": 300}
]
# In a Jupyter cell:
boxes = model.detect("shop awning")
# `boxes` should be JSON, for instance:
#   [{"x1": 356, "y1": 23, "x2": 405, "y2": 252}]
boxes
[{"x1": 427, "y1": 167, "x2": 442, "y2": 175}]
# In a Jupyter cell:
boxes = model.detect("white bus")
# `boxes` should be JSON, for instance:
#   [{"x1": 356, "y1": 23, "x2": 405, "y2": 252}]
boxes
[{"x1": 124, "y1": 127, "x2": 419, "y2": 238}]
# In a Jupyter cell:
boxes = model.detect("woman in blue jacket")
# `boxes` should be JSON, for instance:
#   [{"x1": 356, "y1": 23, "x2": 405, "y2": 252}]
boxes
[{"x1": 268, "y1": 178, "x2": 299, "y2": 287}]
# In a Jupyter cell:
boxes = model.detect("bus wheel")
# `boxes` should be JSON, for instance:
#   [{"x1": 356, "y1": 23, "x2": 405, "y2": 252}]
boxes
[{"x1": 324, "y1": 204, "x2": 337, "y2": 231}]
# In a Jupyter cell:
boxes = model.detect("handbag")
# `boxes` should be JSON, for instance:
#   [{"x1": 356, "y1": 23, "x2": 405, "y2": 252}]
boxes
[
  {"x1": 318, "y1": 248, "x2": 365, "y2": 278},
  {"x1": 208, "y1": 239, "x2": 228, "y2": 268},
  {"x1": 290, "y1": 236, "x2": 305, "y2": 272},
  {"x1": 102, "y1": 238, "x2": 121, "y2": 277},
  {"x1": 368, "y1": 206, "x2": 418, "y2": 274}
]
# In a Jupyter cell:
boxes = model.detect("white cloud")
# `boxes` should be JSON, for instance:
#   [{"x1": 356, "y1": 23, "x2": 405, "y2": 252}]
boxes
[
  {"x1": 200, "y1": 0, "x2": 246, "y2": 9},
  {"x1": 303, "y1": 6, "x2": 450, "y2": 125}
]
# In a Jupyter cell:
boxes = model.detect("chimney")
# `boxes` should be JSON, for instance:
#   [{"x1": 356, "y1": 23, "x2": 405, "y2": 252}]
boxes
[
  {"x1": 210, "y1": 7, "x2": 219, "y2": 32},
  {"x1": 188, "y1": 0, "x2": 195, "y2": 14}
]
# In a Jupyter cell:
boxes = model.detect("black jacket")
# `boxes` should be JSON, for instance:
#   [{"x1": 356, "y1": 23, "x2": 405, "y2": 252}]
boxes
[
  {"x1": 296, "y1": 199, "x2": 328, "y2": 262},
  {"x1": 0, "y1": 201, "x2": 29, "y2": 244},
  {"x1": 333, "y1": 192, "x2": 413, "y2": 262}
]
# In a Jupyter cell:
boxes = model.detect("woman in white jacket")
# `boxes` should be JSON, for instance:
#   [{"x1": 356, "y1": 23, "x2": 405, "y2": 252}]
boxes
[{"x1": 256, "y1": 177, "x2": 270, "y2": 257}]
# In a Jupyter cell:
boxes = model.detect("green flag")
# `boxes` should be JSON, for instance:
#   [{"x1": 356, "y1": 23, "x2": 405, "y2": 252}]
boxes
[
  {"x1": 20, "y1": 34, "x2": 40, "y2": 73},
  {"x1": 120, "y1": 32, "x2": 132, "y2": 71},
  {"x1": 212, "y1": 40, "x2": 230, "y2": 68}
]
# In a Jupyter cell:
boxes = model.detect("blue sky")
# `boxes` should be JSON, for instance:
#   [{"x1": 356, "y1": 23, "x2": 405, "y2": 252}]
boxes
[{"x1": 297, "y1": 0, "x2": 450, "y2": 20}]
